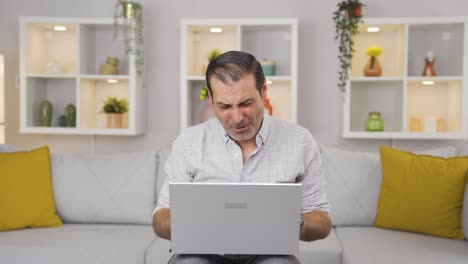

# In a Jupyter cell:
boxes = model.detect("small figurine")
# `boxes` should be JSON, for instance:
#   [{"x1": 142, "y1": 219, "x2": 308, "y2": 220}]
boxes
[{"x1": 422, "y1": 51, "x2": 436, "y2": 77}]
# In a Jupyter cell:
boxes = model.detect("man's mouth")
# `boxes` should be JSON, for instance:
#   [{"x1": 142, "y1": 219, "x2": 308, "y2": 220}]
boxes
[{"x1": 234, "y1": 124, "x2": 248, "y2": 131}]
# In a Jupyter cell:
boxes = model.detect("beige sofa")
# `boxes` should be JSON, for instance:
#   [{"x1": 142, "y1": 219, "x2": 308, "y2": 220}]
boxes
[
  {"x1": 0, "y1": 147, "x2": 172, "y2": 264},
  {"x1": 312, "y1": 146, "x2": 468, "y2": 264},
  {"x1": 0, "y1": 145, "x2": 467, "y2": 264}
]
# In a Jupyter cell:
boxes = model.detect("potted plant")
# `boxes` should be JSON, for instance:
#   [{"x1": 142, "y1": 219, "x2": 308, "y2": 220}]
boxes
[
  {"x1": 333, "y1": 0, "x2": 365, "y2": 95},
  {"x1": 102, "y1": 96, "x2": 128, "y2": 128},
  {"x1": 199, "y1": 49, "x2": 221, "y2": 101},
  {"x1": 114, "y1": 0, "x2": 144, "y2": 78}
]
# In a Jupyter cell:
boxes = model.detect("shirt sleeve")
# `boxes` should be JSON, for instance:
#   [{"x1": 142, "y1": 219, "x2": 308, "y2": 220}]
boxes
[
  {"x1": 153, "y1": 133, "x2": 194, "y2": 214},
  {"x1": 299, "y1": 133, "x2": 330, "y2": 214}
]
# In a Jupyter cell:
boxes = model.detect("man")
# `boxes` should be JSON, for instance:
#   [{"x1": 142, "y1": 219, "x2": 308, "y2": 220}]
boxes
[{"x1": 153, "y1": 51, "x2": 331, "y2": 264}]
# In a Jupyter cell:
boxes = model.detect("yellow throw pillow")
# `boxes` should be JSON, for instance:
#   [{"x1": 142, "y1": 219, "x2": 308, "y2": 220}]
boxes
[
  {"x1": 0, "y1": 146, "x2": 63, "y2": 230},
  {"x1": 374, "y1": 146, "x2": 467, "y2": 240}
]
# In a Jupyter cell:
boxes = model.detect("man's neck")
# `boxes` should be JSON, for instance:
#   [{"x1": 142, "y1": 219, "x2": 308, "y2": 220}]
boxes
[{"x1": 237, "y1": 138, "x2": 257, "y2": 164}]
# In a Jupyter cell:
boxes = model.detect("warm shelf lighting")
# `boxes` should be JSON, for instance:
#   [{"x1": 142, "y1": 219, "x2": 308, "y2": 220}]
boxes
[
  {"x1": 422, "y1": 80, "x2": 435, "y2": 85},
  {"x1": 266, "y1": 80, "x2": 272, "y2": 85},
  {"x1": 367, "y1": 27, "x2": 380, "y2": 33},
  {"x1": 107, "y1": 79, "x2": 119, "y2": 83},
  {"x1": 54, "y1": 26, "x2": 67, "y2": 31},
  {"x1": 210, "y1": 27, "x2": 222, "y2": 33}
]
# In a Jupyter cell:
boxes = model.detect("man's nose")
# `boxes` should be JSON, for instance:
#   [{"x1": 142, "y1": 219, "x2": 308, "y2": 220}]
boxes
[{"x1": 232, "y1": 107, "x2": 244, "y2": 123}]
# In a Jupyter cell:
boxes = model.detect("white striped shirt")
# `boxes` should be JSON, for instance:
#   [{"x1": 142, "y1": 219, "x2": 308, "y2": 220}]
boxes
[{"x1": 155, "y1": 113, "x2": 329, "y2": 214}]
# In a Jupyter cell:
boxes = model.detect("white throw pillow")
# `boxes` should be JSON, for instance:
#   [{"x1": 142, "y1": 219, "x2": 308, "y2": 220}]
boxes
[
  {"x1": 321, "y1": 145, "x2": 457, "y2": 227},
  {"x1": 51, "y1": 151, "x2": 158, "y2": 225}
]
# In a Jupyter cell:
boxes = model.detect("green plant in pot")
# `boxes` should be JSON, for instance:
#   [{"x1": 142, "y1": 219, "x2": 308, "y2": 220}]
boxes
[
  {"x1": 114, "y1": 0, "x2": 144, "y2": 78},
  {"x1": 199, "y1": 49, "x2": 221, "y2": 101},
  {"x1": 333, "y1": 0, "x2": 365, "y2": 95},
  {"x1": 102, "y1": 96, "x2": 128, "y2": 128}
]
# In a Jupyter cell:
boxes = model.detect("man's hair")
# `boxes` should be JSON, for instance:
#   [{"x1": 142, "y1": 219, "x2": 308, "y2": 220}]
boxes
[{"x1": 205, "y1": 51, "x2": 265, "y2": 98}]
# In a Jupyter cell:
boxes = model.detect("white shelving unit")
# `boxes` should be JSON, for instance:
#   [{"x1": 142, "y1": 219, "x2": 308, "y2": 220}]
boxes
[
  {"x1": 180, "y1": 18, "x2": 298, "y2": 129},
  {"x1": 19, "y1": 17, "x2": 145, "y2": 135},
  {"x1": 343, "y1": 17, "x2": 468, "y2": 139},
  {"x1": 0, "y1": 55, "x2": 4, "y2": 143}
]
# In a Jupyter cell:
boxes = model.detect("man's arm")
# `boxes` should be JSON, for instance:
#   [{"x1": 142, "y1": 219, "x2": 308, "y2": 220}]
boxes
[
  {"x1": 300, "y1": 210, "x2": 332, "y2": 241},
  {"x1": 153, "y1": 208, "x2": 171, "y2": 240}
]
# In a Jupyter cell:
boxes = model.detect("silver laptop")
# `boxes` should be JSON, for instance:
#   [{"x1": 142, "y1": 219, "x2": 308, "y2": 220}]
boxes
[{"x1": 169, "y1": 182, "x2": 302, "y2": 255}]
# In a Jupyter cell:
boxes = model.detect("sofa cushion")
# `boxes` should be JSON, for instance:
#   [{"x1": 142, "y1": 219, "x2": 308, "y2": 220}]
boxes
[
  {"x1": 0, "y1": 224, "x2": 154, "y2": 264},
  {"x1": 145, "y1": 236, "x2": 173, "y2": 264},
  {"x1": 321, "y1": 145, "x2": 456, "y2": 227},
  {"x1": 51, "y1": 150, "x2": 158, "y2": 225},
  {"x1": 375, "y1": 146, "x2": 466, "y2": 240},
  {"x1": 145, "y1": 228, "x2": 343, "y2": 264},
  {"x1": 321, "y1": 146, "x2": 381, "y2": 226},
  {"x1": 298, "y1": 228, "x2": 342, "y2": 264},
  {"x1": 336, "y1": 226, "x2": 468, "y2": 264},
  {"x1": 0, "y1": 146, "x2": 63, "y2": 231},
  {"x1": 156, "y1": 149, "x2": 169, "y2": 196}
]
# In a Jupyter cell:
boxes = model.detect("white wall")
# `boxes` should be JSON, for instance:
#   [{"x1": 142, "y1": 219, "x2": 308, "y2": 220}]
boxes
[{"x1": 1, "y1": 0, "x2": 468, "y2": 154}]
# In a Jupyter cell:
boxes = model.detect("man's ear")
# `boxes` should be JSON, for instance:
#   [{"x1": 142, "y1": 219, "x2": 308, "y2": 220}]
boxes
[
  {"x1": 207, "y1": 88, "x2": 214, "y2": 103},
  {"x1": 261, "y1": 81, "x2": 267, "y2": 98}
]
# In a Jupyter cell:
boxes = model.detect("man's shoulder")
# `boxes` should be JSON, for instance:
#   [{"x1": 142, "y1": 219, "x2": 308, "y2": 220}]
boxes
[
  {"x1": 178, "y1": 118, "x2": 220, "y2": 140},
  {"x1": 269, "y1": 117, "x2": 312, "y2": 139}
]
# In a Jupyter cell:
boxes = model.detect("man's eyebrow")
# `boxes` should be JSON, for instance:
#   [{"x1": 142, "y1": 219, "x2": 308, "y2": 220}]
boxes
[
  {"x1": 216, "y1": 102, "x2": 231, "y2": 107},
  {"x1": 216, "y1": 98, "x2": 255, "y2": 107},
  {"x1": 240, "y1": 99, "x2": 254, "y2": 104}
]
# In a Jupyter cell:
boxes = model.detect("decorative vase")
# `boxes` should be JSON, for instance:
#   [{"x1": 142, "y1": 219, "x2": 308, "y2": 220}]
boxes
[
  {"x1": 365, "y1": 112, "x2": 384, "y2": 131},
  {"x1": 39, "y1": 100, "x2": 53, "y2": 127},
  {"x1": 107, "y1": 113, "x2": 124, "y2": 128},
  {"x1": 422, "y1": 58, "x2": 436, "y2": 76},
  {"x1": 65, "y1": 104, "x2": 76, "y2": 127},
  {"x1": 106, "y1": 56, "x2": 119, "y2": 67},
  {"x1": 260, "y1": 59, "x2": 276, "y2": 76},
  {"x1": 99, "y1": 56, "x2": 119, "y2": 75},
  {"x1": 99, "y1": 64, "x2": 118, "y2": 75},
  {"x1": 58, "y1": 115, "x2": 67, "y2": 127},
  {"x1": 363, "y1": 56, "x2": 382, "y2": 77}
]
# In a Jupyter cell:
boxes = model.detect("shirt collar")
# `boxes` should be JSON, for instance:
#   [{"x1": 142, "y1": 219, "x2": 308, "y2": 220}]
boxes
[{"x1": 219, "y1": 112, "x2": 271, "y2": 146}]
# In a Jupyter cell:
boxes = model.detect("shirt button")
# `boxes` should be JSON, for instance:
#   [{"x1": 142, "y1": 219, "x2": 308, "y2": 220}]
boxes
[{"x1": 234, "y1": 152, "x2": 239, "y2": 157}]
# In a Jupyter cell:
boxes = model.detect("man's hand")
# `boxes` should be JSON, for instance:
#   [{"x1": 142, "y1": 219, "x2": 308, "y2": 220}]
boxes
[
  {"x1": 299, "y1": 210, "x2": 332, "y2": 241},
  {"x1": 153, "y1": 208, "x2": 171, "y2": 240}
]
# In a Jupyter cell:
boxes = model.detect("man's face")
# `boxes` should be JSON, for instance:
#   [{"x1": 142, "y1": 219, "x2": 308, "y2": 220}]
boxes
[{"x1": 209, "y1": 73, "x2": 266, "y2": 143}]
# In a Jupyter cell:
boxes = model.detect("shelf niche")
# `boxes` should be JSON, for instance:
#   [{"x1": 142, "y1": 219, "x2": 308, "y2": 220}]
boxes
[{"x1": 25, "y1": 22, "x2": 77, "y2": 75}]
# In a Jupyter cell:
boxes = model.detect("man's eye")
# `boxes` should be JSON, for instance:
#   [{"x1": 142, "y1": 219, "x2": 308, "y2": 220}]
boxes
[
  {"x1": 240, "y1": 101, "x2": 253, "y2": 107},
  {"x1": 219, "y1": 105, "x2": 229, "y2": 110}
]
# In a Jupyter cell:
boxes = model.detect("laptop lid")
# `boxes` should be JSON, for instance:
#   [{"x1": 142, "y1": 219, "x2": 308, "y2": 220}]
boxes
[{"x1": 169, "y1": 182, "x2": 302, "y2": 255}]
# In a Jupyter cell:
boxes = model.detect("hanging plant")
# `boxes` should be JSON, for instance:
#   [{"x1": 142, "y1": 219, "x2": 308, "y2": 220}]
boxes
[
  {"x1": 114, "y1": 1, "x2": 144, "y2": 78},
  {"x1": 333, "y1": 0, "x2": 365, "y2": 95}
]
